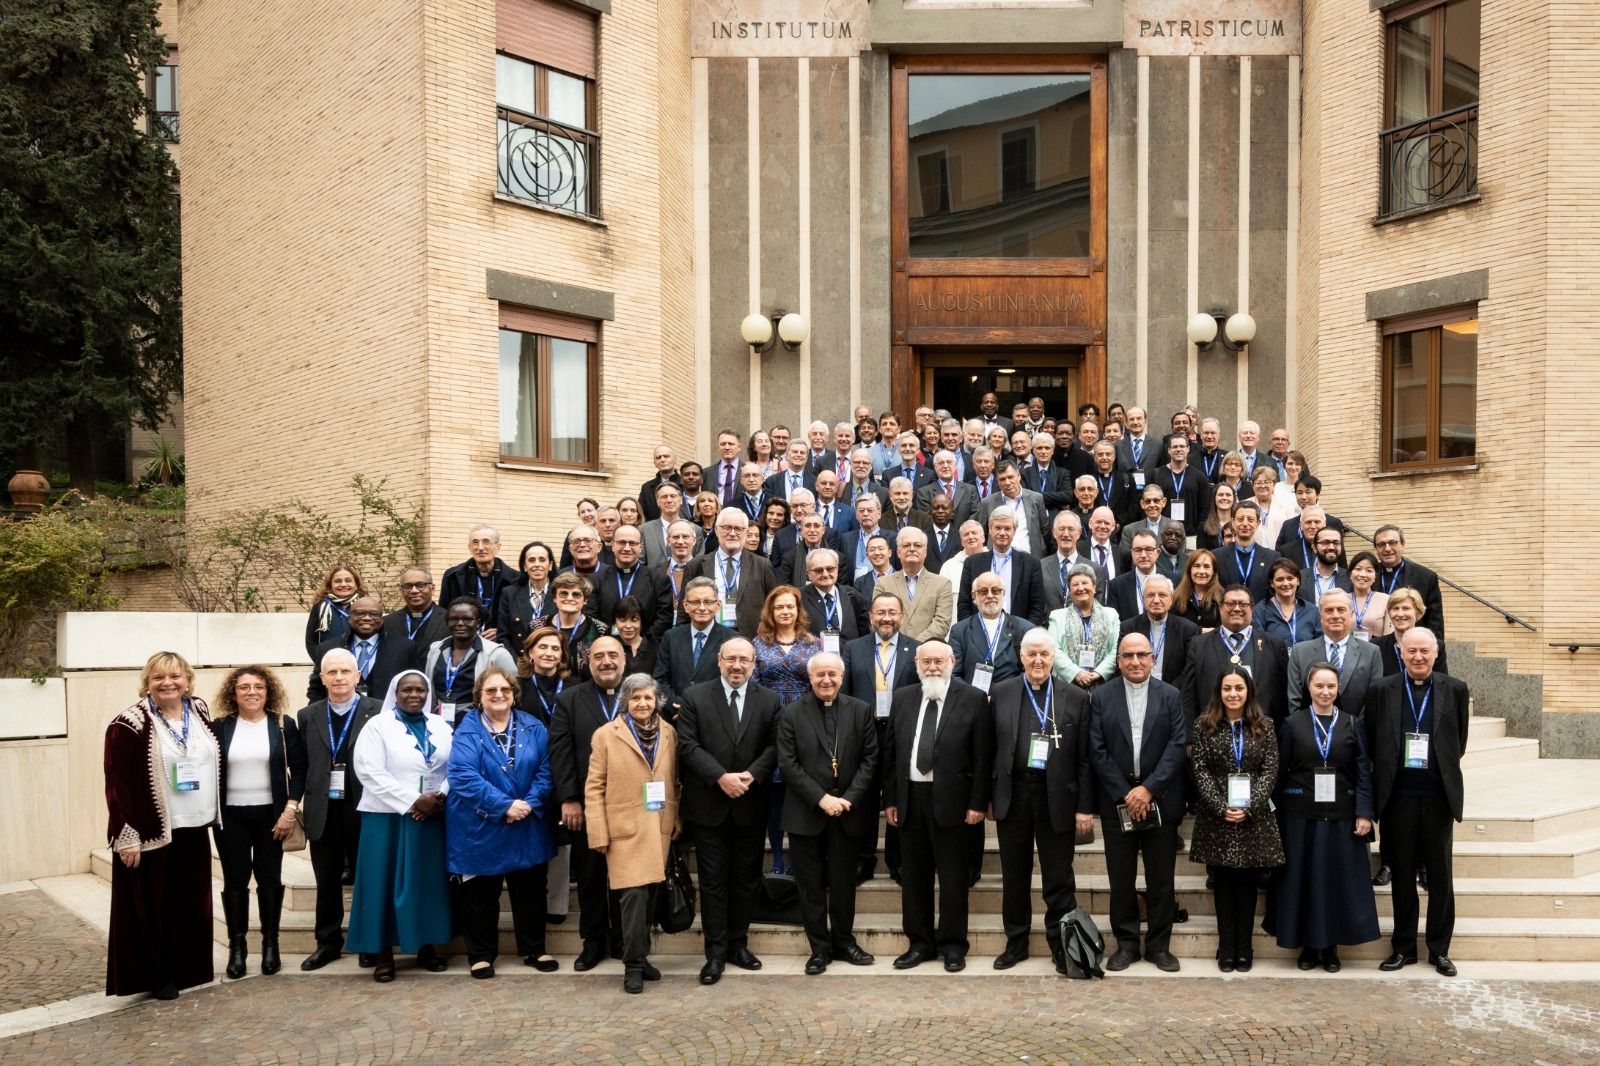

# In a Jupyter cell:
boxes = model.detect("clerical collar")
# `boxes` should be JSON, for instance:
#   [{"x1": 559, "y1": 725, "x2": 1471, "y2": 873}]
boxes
[
  {"x1": 1124, "y1": 678, "x2": 1149, "y2": 692},
  {"x1": 329, "y1": 696, "x2": 358, "y2": 715}
]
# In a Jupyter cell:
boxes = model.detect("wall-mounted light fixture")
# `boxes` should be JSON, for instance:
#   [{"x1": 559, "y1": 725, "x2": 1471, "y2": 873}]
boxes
[
  {"x1": 1186, "y1": 311, "x2": 1257, "y2": 353},
  {"x1": 740, "y1": 311, "x2": 809, "y2": 354}
]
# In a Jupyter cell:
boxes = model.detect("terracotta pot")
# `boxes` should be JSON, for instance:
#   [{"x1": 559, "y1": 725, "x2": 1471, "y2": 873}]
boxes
[{"x1": 7, "y1": 470, "x2": 50, "y2": 512}]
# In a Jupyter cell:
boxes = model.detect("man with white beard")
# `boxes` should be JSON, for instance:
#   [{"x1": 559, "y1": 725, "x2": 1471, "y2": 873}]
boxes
[{"x1": 883, "y1": 641, "x2": 995, "y2": 972}]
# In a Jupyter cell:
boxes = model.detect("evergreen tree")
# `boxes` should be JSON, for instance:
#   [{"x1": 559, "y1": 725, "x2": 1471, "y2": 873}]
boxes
[{"x1": 0, "y1": 0, "x2": 182, "y2": 492}]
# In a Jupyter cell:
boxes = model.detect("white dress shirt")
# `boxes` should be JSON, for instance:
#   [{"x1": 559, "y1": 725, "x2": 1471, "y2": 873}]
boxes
[{"x1": 1125, "y1": 679, "x2": 1150, "y2": 778}]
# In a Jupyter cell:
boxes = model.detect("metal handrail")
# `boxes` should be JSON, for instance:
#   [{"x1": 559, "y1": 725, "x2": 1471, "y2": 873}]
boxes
[
  {"x1": 1550, "y1": 643, "x2": 1600, "y2": 653},
  {"x1": 1378, "y1": 102, "x2": 1477, "y2": 217},
  {"x1": 496, "y1": 106, "x2": 599, "y2": 218},
  {"x1": 1342, "y1": 524, "x2": 1537, "y2": 631}
]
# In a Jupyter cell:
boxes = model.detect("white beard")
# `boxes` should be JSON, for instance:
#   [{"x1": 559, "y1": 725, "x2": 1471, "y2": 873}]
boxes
[{"x1": 919, "y1": 673, "x2": 951, "y2": 702}]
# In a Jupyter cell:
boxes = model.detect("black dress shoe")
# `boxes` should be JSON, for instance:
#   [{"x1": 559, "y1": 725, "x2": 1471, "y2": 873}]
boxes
[
  {"x1": 1429, "y1": 954, "x2": 1457, "y2": 977},
  {"x1": 699, "y1": 960, "x2": 724, "y2": 985},
  {"x1": 968, "y1": 869, "x2": 981, "y2": 888},
  {"x1": 1105, "y1": 947, "x2": 1139, "y2": 971},
  {"x1": 300, "y1": 946, "x2": 341, "y2": 971},
  {"x1": 992, "y1": 944, "x2": 1029, "y2": 970},
  {"x1": 855, "y1": 863, "x2": 874, "y2": 886},
  {"x1": 894, "y1": 948, "x2": 934, "y2": 970},
  {"x1": 888, "y1": 867, "x2": 902, "y2": 885},
  {"x1": 416, "y1": 946, "x2": 448, "y2": 972},
  {"x1": 1297, "y1": 949, "x2": 1317, "y2": 971},
  {"x1": 573, "y1": 943, "x2": 605, "y2": 972},
  {"x1": 1052, "y1": 949, "x2": 1068, "y2": 976},
  {"x1": 1379, "y1": 952, "x2": 1418, "y2": 971},
  {"x1": 1417, "y1": 865, "x2": 1430, "y2": 891},
  {"x1": 1372, "y1": 865, "x2": 1393, "y2": 887},
  {"x1": 545, "y1": 912, "x2": 566, "y2": 925},
  {"x1": 729, "y1": 947, "x2": 763, "y2": 971},
  {"x1": 1322, "y1": 952, "x2": 1342, "y2": 974},
  {"x1": 1148, "y1": 951, "x2": 1181, "y2": 972},
  {"x1": 1218, "y1": 957, "x2": 1235, "y2": 973},
  {"x1": 623, "y1": 966, "x2": 644, "y2": 994},
  {"x1": 358, "y1": 953, "x2": 375, "y2": 968},
  {"x1": 524, "y1": 955, "x2": 559, "y2": 972},
  {"x1": 1234, "y1": 957, "x2": 1252, "y2": 972},
  {"x1": 641, "y1": 961, "x2": 661, "y2": 981},
  {"x1": 150, "y1": 982, "x2": 180, "y2": 1001},
  {"x1": 341, "y1": 867, "x2": 354, "y2": 886},
  {"x1": 837, "y1": 943, "x2": 875, "y2": 966},
  {"x1": 944, "y1": 954, "x2": 966, "y2": 972},
  {"x1": 805, "y1": 953, "x2": 830, "y2": 975}
]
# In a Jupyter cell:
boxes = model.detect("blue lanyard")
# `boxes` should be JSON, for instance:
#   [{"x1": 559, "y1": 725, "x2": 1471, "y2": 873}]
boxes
[
  {"x1": 533, "y1": 676, "x2": 564, "y2": 717},
  {"x1": 821, "y1": 593, "x2": 838, "y2": 629},
  {"x1": 991, "y1": 551, "x2": 1012, "y2": 576},
  {"x1": 327, "y1": 701, "x2": 357, "y2": 756},
  {"x1": 1097, "y1": 473, "x2": 1114, "y2": 501},
  {"x1": 397, "y1": 709, "x2": 436, "y2": 763},
  {"x1": 979, "y1": 614, "x2": 1005, "y2": 662},
  {"x1": 1202, "y1": 451, "x2": 1220, "y2": 478},
  {"x1": 404, "y1": 605, "x2": 434, "y2": 639},
  {"x1": 1169, "y1": 468, "x2": 1186, "y2": 499},
  {"x1": 743, "y1": 495, "x2": 761, "y2": 518},
  {"x1": 484, "y1": 711, "x2": 518, "y2": 768},
  {"x1": 615, "y1": 567, "x2": 638, "y2": 600},
  {"x1": 1354, "y1": 590, "x2": 1375, "y2": 628},
  {"x1": 1025, "y1": 678, "x2": 1054, "y2": 734},
  {"x1": 557, "y1": 618, "x2": 584, "y2": 652},
  {"x1": 1279, "y1": 601, "x2": 1298, "y2": 643},
  {"x1": 1150, "y1": 620, "x2": 1166, "y2": 664},
  {"x1": 1079, "y1": 613, "x2": 1094, "y2": 647},
  {"x1": 874, "y1": 639, "x2": 898, "y2": 680},
  {"x1": 150, "y1": 698, "x2": 192, "y2": 755},
  {"x1": 1230, "y1": 719, "x2": 1245, "y2": 769},
  {"x1": 625, "y1": 715, "x2": 658, "y2": 769},
  {"x1": 443, "y1": 646, "x2": 474, "y2": 694},
  {"x1": 1234, "y1": 545, "x2": 1256, "y2": 578},
  {"x1": 474, "y1": 571, "x2": 499, "y2": 610},
  {"x1": 1380, "y1": 562, "x2": 1405, "y2": 595},
  {"x1": 718, "y1": 553, "x2": 742, "y2": 597},
  {"x1": 327, "y1": 598, "x2": 350, "y2": 621},
  {"x1": 598, "y1": 689, "x2": 618, "y2": 720},
  {"x1": 1311, "y1": 709, "x2": 1338, "y2": 766},
  {"x1": 1403, "y1": 679, "x2": 1431, "y2": 732}
]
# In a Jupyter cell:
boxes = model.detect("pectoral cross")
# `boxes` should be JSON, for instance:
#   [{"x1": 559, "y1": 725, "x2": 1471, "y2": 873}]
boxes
[
  {"x1": 1048, "y1": 723, "x2": 1063, "y2": 749},
  {"x1": 831, "y1": 755, "x2": 839, "y2": 779}
]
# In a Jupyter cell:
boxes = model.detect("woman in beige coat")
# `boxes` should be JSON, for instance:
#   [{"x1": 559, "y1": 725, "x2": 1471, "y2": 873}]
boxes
[{"x1": 585, "y1": 673, "x2": 680, "y2": 993}]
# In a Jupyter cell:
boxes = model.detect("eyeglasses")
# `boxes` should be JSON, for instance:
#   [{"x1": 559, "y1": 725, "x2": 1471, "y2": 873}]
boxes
[
  {"x1": 1118, "y1": 651, "x2": 1153, "y2": 659},
  {"x1": 400, "y1": 582, "x2": 433, "y2": 591},
  {"x1": 481, "y1": 686, "x2": 514, "y2": 697},
  {"x1": 349, "y1": 610, "x2": 383, "y2": 619}
]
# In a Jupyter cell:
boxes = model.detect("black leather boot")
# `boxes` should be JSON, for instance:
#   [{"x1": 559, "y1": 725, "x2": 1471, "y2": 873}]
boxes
[
  {"x1": 257, "y1": 884, "x2": 285, "y2": 975},
  {"x1": 222, "y1": 889, "x2": 251, "y2": 979}
]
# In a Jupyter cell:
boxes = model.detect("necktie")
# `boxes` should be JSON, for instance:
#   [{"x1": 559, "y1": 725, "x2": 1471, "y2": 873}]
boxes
[
  {"x1": 875, "y1": 641, "x2": 892, "y2": 692},
  {"x1": 1228, "y1": 632, "x2": 1244, "y2": 655},
  {"x1": 1096, "y1": 546, "x2": 1108, "y2": 568},
  {"x1": 904, "y1": 466, "x2": 914, "y2": 483},
  {"x1": 937, "y1": 529, "x2": 947, "y2": 556},
  {"x1": 692, "y1": 630, "x2": 707, "y2": 666},
  {"x1": 1330, "y1": 641, "x2": 1344, "y2": 672},
  {"x1": 942, "y1": 481, "x2": 954, "y2": 499},
  {"x1": 721, "y1": 463, "x2": 734, "y2": 504},
  {"x1": 670, "y1": 563, "x2": 684, "y2": 602},
  {"x1": 356, "y1": 639, "x2": 374, "y2": 676},
  {"x1": 916, "y1": 698, "x2": 939, "y2": 774},
  {"x1": 978, "y1": 480, "x2": 989, "y2": 500},
  {"x1": 723, "y1": 555, "x2": 737, "y2": 597},
  {"x1": 789, "y1": 473, "x2": 800, "y2": 497},
  {"x1": 729, "y1": 688, "x2": 741, "y2": 723},
  {"x1": 1132, "y1": 439, "x2": 1144, "y2": 465}
]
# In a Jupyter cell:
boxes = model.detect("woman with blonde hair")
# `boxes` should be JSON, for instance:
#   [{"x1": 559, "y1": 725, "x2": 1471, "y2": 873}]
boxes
[
  {"x1": 210, "y1": 666, "x2": 306, "y2": 978},
  {"x1": 105, "y1": 652, "x2": 220, "y2": 999}
]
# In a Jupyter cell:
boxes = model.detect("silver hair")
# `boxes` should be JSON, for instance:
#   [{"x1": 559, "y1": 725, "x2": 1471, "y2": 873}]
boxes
[
  {"x1": 807, "y1": 548, "x2": 840, "y2": 568},
  {"x1": 617, "y1": 673, "x2": 665, "y2": 712},
  {"x1": 895, "y1": 526, "x2": 927, "y2": 549},
  {"x1": 468, "y1": 524, "x2": 501, "y2": 544},
  {"x1": 716, "y1": 507, "x2": 750, "y2": 528},
  {"x1": 1066, "y1": 563, "x2": 1100, "y2": 589},
  {"x1": 1019, "y1": 628, "x2": 1057, "y2": 654}
]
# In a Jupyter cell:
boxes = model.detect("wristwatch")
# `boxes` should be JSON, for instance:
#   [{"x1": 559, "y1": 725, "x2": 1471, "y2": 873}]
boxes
[{"x1": 286, "y1": 801, "x2": 300, "y2": 812}]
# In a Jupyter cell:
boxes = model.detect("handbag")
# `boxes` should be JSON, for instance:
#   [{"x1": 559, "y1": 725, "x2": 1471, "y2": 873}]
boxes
[
  {"x1": 654, "y1": 842, "x2": 696, "y2": 934},
  {"x1": 277, "y1": 715, "x2": 307, "y2": 852},
  {"x1": 750, "y1": 871, "x2": 804, "y2": 926},
  {"x1": 1057, "y1": 905, "x2": 1105, "y2": 980}
]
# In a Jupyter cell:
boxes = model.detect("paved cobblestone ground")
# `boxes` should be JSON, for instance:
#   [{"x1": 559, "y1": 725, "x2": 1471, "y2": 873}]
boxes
[
  {"x1": 4, "y1": 972, "x2": 1600, "y2": 1064},
  {"x1": 0, "y1": 891, "x2": 105, "y2": 1013}
]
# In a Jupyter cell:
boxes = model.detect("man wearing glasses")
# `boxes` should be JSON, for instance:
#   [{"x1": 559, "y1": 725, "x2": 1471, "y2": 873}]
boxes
[
  {"x1": 383, "y1": 567, "x2": 449, "y2": 649},
  {"x1": 309, "y1": 595, "x2": 418, "y2": 701}
]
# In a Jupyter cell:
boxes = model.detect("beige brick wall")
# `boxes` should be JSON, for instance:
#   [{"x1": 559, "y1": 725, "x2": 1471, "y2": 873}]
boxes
[
  {"x1": 1299, "y1": 0, "x2": 1600, "y2": 710},
  {"x1": 180, "y1": 0, "x2": 694, "y2": 604}
]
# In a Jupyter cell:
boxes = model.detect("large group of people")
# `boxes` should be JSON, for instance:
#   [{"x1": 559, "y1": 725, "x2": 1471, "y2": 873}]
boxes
[{"x1": 105, "y1": 394, "x2": 1468, "y2": 998}]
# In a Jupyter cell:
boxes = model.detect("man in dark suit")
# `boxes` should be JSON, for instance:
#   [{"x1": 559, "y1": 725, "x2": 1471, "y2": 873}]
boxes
[
  {"x1": 382, "y1": 567, "x2": 449, "y2": 651},
  {"x1": 1041, "y1": 512, "x2": 1107, "y2": 614},
  {"x1": 1214, "y1": 502, "x2": 1279, "y2": 601},
  {"x1": 1119, "y1": 574, "x2": 1200, "y2": 685},
  {"x1": 777, "y1": 653, "x2": 880, "y2": 975},
  {"x1": 592, "y1": 525, "x2": 675, "y2": 643},
  {"x1": 709, "y1": 430, "x2": 744, "y2": 507},
  {"x1": 1106, "y1": 530, "x2": 1164, "y2": 622},
  {"x1": 918, "y1": 452, "x2": 980, "y2": 528},
  {"x1": 839, "y1": 496, "x2": 897, "y2": 581},
  {"x1": 1088, "y1": 442, "x2": 1138, "y2": 526},
  {"x1": 681, "y1": 510, "x2": 778, "y2": 640},
  {"x1": 1297, "y1": 527, "x2": 1353, "y2": 605},
  {"x1": 734, "y1": 462, "x2": 776, "y2": 524},
  {"x1": 1288, "y1": 589, "x2": 1383, "y2": 715},
  {"x1": 637, "y1": 444, "x2": 681, "y2": 523},
  {"x1": 296, "y1": 648, "x2": 382, "y2": 970},
  {"x1": 1367, "y1": 628, "x2": 1468, "y2": 977},
  {"x1": 1148, "y1": 434, "x2": 1209, "y2": 533},
  {"x1": 801, "y1": 549, "x2": 870, "y2": 646},
  {"x1": 841, "y1": 449, "x2": 890, "y2": 512},
  {"x1": 886, "y1": 432, "x2": 936, "y2": 493},
  {"x1": 1089, "y1": 632, "x2": 1188, "y2": 972},
  {"x1": 884, "y1": 641, "x2": 995, "y2": 972},
  {"x1": 779, "y1": 513, "x2": 848, "y2": 588},
  {"x1": 956, "y1": 510, "x2": 1047, "y2": 625},
  {"x1": 1114, "y1": 406, "x2": 1162, "y2": 484},
  {"x1": 771, "y1": 493, "x2": 843, "y2": 574},
  {"x1": 654, "y1": 578, "x2": 736, "y2": 714},
  {"x1": 1373, "y1": 523, "x2": 1446, "y2": 642},
  {"x1": 550, "y1": 637, "x2": 628, "y2": 971},
  {"x1": 925, "y1": 495, "x2": 964, "y2": 568},
  {"x1": 882, "y1": 477, "x2": 936, "y2": 538},
  {"x1": 765, "y1": 441, "x2": 819, "y2": 503},
  {"x1": 989, "y1": 631, "x2": 1095, "y2": 973},
  {"x1": 1080, "y1": 507, "x2": 1131, "y2": 593},
  {"x1": 811, "y1": 422, "x2": 859, "y2": 480},
  {"x1": 841, "y1": 592, "x2": 921, "y2": 882},
  {"x1": 440, "y1": 524, "x2": 522, "y2": 625},
  {"x1": 811, "y1": 470, "x2": 858, "y2": 537},
  {"x1": 676, "y1": 638, "x2": 782, "y2": 984},
  {"x1": 976, "y1": 391, "x2": 1013, "y2": 437},
  {"x1": 1179, "y1": 584, "x2": 1291, "y2": 724},
  {"x1": 1278, "y1": 502, "x2": 1349, "y2": 571},
  {"x1": 308, "y1": 596, "x2": 417, "y2": 701},
  {"x1": 949, "y1": 572, "x2": 1029, "y2": 687}
]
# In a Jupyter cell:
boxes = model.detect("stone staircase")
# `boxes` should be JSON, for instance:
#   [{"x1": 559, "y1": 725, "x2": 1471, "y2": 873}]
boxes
[{"x1": 93, "y1": 712, "x2": 1600, "y2": 965}]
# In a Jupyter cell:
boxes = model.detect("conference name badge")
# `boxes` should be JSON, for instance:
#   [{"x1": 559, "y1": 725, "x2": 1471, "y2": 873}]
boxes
[
  {"x1": 1313, "y1": 769, "x2": 1337, "y2": 803},
  {"x1": 1028, "y1": 734, "x2": 1050, "y2": 770},
  {"x1": 171, "y1": 759, "x2": 201, "y2": 793},
  {"x1": 1227, "y1": 773, "x2": 1251, "y2": 808},
  {"x1": 971, "y1": 663, "x2": 994, "y2": 693},
  {"x1": 328, "y1": 764, "x2": 347, "y2": 800},
  {"x1": 822, "y1": 630, "x2": 841, "y2": 655},
  {"x1": 1405, "y1": 732, "x2": 1430, "y2": 769},
  {"x1": 1170, "y1": 500, "x2": 1186, "y2": 524},
  {"x1": 643, "y1": 780, "x2": 667, "y2": 811},
  {"x1": 876, "y1": 692, "x2": 892, "y2": 719}
]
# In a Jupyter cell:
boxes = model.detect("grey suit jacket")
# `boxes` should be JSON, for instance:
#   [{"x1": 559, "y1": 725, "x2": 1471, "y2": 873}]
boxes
[
  {"x1": 642, "y1": 518, "x2": 702, "y2": 570},
  {"x1": 1040, "y1": 551, "x2": 1110, "y2": 613},
  {"x1": 916, "y1": 480, "x2": 980, "y2": 529},
  {"x1": 977, "y1": 490, "x2": 1051, "y2": 556},
  {"x1": 1287, "y1": 636, "x2": 1384, "y2": 717}
]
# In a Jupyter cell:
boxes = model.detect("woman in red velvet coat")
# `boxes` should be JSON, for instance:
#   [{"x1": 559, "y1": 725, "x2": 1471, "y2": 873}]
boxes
[{"x1": 104, "y1": 652, "x2": 220, "y2": 999}]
